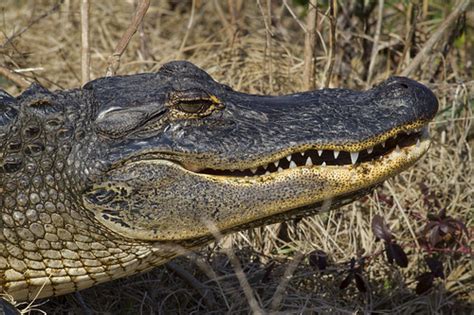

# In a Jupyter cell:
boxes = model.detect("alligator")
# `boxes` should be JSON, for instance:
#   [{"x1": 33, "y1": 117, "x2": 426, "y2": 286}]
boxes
[{"x1": 0, "y1": 61, "x2": 437, "y2": 308}]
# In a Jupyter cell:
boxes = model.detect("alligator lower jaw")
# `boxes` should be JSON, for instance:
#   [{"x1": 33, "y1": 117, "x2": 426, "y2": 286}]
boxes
[{"x1": 182, "y1": 126, "x2": 431, "y2": 179}]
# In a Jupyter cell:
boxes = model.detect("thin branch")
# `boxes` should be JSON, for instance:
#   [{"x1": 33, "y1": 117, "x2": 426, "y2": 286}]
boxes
[
  {"x1": 257, "y1": 0, "x2": 274, "y2": 92},
  {"x1": 0, "y1": 65, "x2": 31, "y2": 88},
  {"x1": 303, "y1": 0, "x2": 318, "y2": 90},
  {"x1": 214, "y1": 0, "x2": 235, "y2": 41},
  {"x1": 203, "y1": 219, "x2": 264, "y2": 315},
  {"x1": 323, "y1": 0, "x2": 336, "y2": 88},
  {"x1": 401, "y1": 0, "x2": 470, "y2": 77},
  {"x1": 81, "y1": 0, "x2": 90, "y2": 85},
  {"x1": 1, "y1": 1, "x2": 63, "y2": 49},
  {"x1": 282, "y1": 0, "x2": 307, "y2": 32},
  {"x1": 269, "y1": 252, "x2": 304, "y2": 311},
  {"x1": 176, "y1": 0, "x2": 197, "y2": 60},
  {"x1": 366, "y1": 0, "x2": 384, "y2": 86},
  {"x1": 105, "y1": 0, "x2": 150, "y2": 76},
  {"x1": 166, "y1": 262, "x2": 217, "y2": 309},
  {"x1": 396, "y1": 2, "x2": 418, "y2": 74}
]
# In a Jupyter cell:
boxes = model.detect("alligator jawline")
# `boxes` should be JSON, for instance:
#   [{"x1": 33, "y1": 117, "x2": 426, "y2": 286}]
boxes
[{"x1": 192, "y1": 127, "x2": 429, "y2": 177}]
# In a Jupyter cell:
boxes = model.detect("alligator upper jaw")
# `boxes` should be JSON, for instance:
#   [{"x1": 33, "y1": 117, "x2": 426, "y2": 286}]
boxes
[{"x1": 177, "y1": 125, "x2": 430, "y2": 178}]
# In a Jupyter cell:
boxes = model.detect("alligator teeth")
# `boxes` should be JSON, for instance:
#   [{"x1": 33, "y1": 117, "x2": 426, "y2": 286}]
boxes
[
  {"x1": 321, "y1": 162, "x2": 327, "y2": 167},
  {"x1": 333, "y1": 151, "x2": 340, "y2": 159},
  {"x1": 416, "y1": 138, "x2": 420, "y2": 147},
  {"x1": 305, "y1": 156, "x2": 313, "y2": 166},
  {"x1": 250, "y1": 168, "x2": 257, "y2": 174},
  {"x1": 350, "y1": 152, "x2": 359, "y2": 164},
  {"x1": 395, "y1": 145, "x2": 401, "y2": 152},
  {"x1": 381, "y1": 142, "x2": 386, "y2": 148},
  {"x1": 317, "y1": 150, "x2": 323, "y2": 156},
  {"x1": 273, "y1": 161, "x2": 279, "y2": 168},
  {"x1": 289, "y1": 160, "x2": 297, "y2": 169},
  {"x1": 286, "y1": 155, "x2": 292, "y2": 161},
  {"x1": 367, "y1": 147, "x2": 373, "y2": 154},
  {"x1": 265, "y1": 171, "x2": 270, "y2": 175},
  {"x1": 277, "y1": 167, "x2": 284, "y2": 172}
]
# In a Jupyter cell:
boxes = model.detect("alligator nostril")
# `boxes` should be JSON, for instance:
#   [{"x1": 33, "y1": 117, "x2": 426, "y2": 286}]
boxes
[{"x1": 400, "y1": 83, "x2": 409, "y2": 89}]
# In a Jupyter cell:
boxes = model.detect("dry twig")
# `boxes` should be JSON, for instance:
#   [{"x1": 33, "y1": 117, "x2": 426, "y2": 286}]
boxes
[
  {"x1": 0, "y1": 65, "x2": 30, "y2": 88},
  {"x1": 81, "y1": 0, "x2": 90, "y2": 85},
  {"x1": 401, "y1": 0, "x2": 470, "y2": 77},
  {"x1": 323, "y1": 0, "x2": 336, "y2": 88},
  {"x1": 204, "y1": 220, "x2": 264, "y2": 315},
  {"x1": 105, "y1": 0, "x2": 150, "y2": 76},
  {"x1": 176, "y1": 0, "x2": 197, "y2": 60},
  {"x1": 366, "y1": 0, "x2": 384, "y2": 86},
  {"x1": 0, "y1": 1, "x2": 62, "y2": 49},
  {"x1": 303, "y1": 0, "x2": 318, "y2": 90},
  {"x1": 257, "y1": 0, "x2": 274, "y2": 92}
]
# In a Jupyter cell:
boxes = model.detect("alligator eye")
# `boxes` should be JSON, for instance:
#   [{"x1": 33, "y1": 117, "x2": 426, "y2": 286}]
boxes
[
  {"x1": 177, "y1": 100, "x2": 213, "y2": 114},
  {"x1": 168, "y1": 88, "x2": 223, "y2": 117}
]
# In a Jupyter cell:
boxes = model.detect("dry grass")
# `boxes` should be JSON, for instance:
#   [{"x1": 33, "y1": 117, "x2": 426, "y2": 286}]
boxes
[{"x1": 1, "y1": 0, "x2": 472, "y2": 314}]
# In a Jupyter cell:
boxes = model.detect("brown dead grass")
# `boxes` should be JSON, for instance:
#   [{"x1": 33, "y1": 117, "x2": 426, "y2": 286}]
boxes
[{"x1": 1, "y1": 0, "x2": 472, "y2": 314}]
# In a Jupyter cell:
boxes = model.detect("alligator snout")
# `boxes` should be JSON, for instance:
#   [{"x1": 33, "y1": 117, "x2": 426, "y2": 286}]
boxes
[{"x1": 373, "y1": 76, "x2": 438, "y2": 122}]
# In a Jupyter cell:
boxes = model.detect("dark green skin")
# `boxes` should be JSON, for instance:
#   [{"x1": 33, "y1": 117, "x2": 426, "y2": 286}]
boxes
[{"x1": 0, "y1": 61, "x2": 438, "y2": 304}]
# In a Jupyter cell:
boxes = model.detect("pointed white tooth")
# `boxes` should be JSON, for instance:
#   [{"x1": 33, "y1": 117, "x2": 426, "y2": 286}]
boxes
[
  {"x1": 289, "y1": 160, "x2": 297, "y2": 169},
  {"x1": 406, "y1": 131, "x2": 411, "y2": 135},
  {"x1": 250, "y1": 168, "x2": 257, "y2": 174},
  {"x1": 277, "y1": 167, "x2": 284, "y2": 172},
  {"x1": 317, "y1": 150, "x2": 323, "y2": 156},
  {"x1": 367, "y1": 147, "x2": 373, "y2": 154},
  {"x1": 350, "y1": 152, "x2": 359, "y2": 164},
  {"x1": 333, "y1": 151, "x2": 340, "y2": 159},
  {"x1": 286, "y1": 155, "x2": 292, "y2": 161},
  {"x1": 321, "y1": 161, "x2": 327, "y2": 167},
  {"x1": 305, "y1": 156, "x2": 313, "y2": 166},
  {"x1": 273, "y1": 161, "x2": 279, "y2": 168},
  {"x1": 265, "y1": 171, "x2": 270, "y2": 175},
  {"x1": 416, "y1": 138, "x2": 420, "y2": 147},
  {"x1": 381, "y1": 142, "x2": 386, "y2": 148},
  {"x1": 395, "y1": 145, "x2": 401, "y2": 152}
]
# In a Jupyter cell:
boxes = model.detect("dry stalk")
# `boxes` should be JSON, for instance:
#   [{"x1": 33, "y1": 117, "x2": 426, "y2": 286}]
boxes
[
  {"x1": 176, "y1": 0, "x2": 197, "y2": 60},
  {"x1": 401, "y1": 0, "x2": 470, "y2": 77},
  {"x1": 396, "y1": 2, "x2": 418, "y2": 74},
  {"x1": 214, "y1": 0, "x2": 234, "y2": 40},
  {"x1": 0, "y1": 65, "x2": 30, "y2": 88},
  {"x1": 282, "y1": 0, "x2": 307, "y2": 32},
  {"x1": 323, "y1": 0, "x2": 336, "y2": 88},
  {"x1": 257, "y1": 0, "x2": 274, "y2": 92},
  {"x1": 0, "y1": 1, "x2": 62, "y2": 49},
  {"x1": 366, "y1": 0, "x2": 384, "y2": 86},
  {"x1": 303, "y1": 0, "x2": 318, "y2": 90},
  {"x1": 80, "y1": 0, "x2": 90, "y2": 85},
  {"x1": 135, "y1": 0, "x2": 151, "y2": 67},
  {"x1": 203, "y1": 220, "x2": 264, "y2": 315},
  {"x1": 269, "y1": 251, "x2": 304, "y2": 311},
  {"x1": 105, "y1": 0, "x2": 150, "y2": 76}
]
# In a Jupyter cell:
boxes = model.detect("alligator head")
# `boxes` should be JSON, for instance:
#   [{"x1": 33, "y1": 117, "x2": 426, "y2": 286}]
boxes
[
  {"x1": 0, "y1": 61, "x2": 438, "y2": 300},
  {"x1": 80, "y1": 61, "x2": 438, "y2": 241}
]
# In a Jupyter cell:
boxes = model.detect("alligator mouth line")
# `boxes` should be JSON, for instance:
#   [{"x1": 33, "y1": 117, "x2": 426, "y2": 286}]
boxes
[{"x1": 193, "y1": 127, "x2": 429, "y2": 177}]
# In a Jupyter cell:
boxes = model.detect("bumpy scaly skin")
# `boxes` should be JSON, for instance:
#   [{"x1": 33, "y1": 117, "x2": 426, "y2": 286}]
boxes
[
  {"x1": 0, "y1": 61, "x2": 438, "y2": 301},
  {"x1": 0, "y1": 87, "x2": 175, "y2": 301}
]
